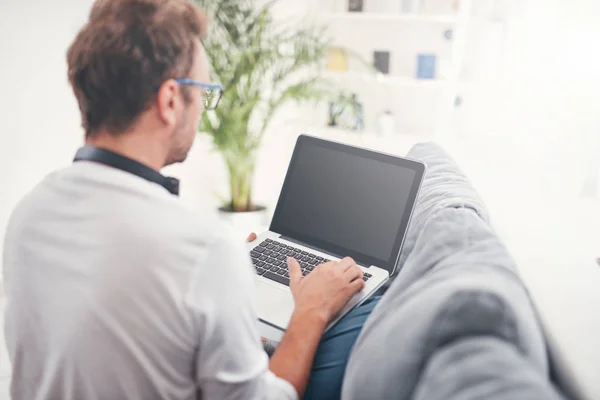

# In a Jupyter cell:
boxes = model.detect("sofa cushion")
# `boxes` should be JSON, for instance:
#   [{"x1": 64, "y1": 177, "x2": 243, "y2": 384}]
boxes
[{"x1": 342, "y1": 143, "x2": 555, "y2": 400}]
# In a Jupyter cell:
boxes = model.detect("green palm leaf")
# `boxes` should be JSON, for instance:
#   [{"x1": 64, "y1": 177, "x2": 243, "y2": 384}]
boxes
[{"x1": 193, "y1": 0, "x2": 359, "y2": 211}]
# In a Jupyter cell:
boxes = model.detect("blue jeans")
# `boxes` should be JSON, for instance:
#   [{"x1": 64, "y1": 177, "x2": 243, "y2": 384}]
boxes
[{"x1": 303, "y1": 297, "x2": 381, "y2": 400}]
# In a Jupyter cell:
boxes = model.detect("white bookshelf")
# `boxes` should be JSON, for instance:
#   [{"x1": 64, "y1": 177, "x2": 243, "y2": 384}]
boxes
[
  {"x1": 327, "y1": 12, "x2": 458, "y2": 23},
  {"x1": 322, "y1": 71, "x2": 448, "y2": 88},
  {"x1": 316, "y1": 0, "x2": 473, "y2": 138},
  {"x1": 288, "y1": 0, "x2": 511, "y2": 139}
]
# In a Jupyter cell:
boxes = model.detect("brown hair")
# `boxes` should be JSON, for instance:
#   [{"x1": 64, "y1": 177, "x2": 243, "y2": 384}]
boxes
[{"x1": 67, "y1": 0, "x2": 206, "y2": 137}]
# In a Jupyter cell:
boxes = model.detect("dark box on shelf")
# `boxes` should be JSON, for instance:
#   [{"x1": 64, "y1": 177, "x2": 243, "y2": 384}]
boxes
[
  {"x1": 348, "y1": 0, "x2": 363, "y2": 12},
  {"x1": 373, "y1": 51, "x2": 390, "y2": 74}
]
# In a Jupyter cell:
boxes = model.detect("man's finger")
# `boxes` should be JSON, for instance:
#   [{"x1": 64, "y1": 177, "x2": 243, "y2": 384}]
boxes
[
  {"x1": 287, "y1": 257, "x2": 302, "y2": 288},
  {"x1": 348, "y1": 277, "x2": 366, "y2": 294},
  {"x1": 344, "y1": 265, "x2": 363, "y2": 281},
  {"x1": 246, "y1": 232, "x2": 257, "y2": 243},
  {"x1": 337, "y1": 256, "x2": 356, "y2": 271}
]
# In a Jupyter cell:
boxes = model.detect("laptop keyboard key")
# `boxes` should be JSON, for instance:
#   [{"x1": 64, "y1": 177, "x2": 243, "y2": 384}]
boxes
[
  {"x1": 277, "y1": 270, "x2": 286, "y2": 276},
  {"x1": 270, "y1": 266, "x2": 280, "y2": 273},
  {"x1": 254, "y1": 247, "x2": 266, "y2": 253},
  {"x1": 263, "y1": 271, "x2": 290, "y2": 286}
]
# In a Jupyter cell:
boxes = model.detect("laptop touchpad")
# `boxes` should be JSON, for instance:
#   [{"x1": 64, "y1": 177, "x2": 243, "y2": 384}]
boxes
[{"x1": 254, "y1": 278, "x2": 295, "y2": 331}]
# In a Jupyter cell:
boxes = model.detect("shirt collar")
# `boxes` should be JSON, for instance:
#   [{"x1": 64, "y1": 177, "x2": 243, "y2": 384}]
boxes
[{"x1": 73, "y1": 146, "x2": 180, "y2": 196}]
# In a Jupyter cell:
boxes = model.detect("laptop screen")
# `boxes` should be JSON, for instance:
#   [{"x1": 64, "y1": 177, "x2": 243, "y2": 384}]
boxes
[{"x1": 270, "y1": 135, "x2": 424, "y2": 273}]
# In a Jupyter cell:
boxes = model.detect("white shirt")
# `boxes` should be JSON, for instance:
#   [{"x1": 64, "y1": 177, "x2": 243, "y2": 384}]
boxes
[{"x1": 3, "y1": 160, "x2": 296, "y2": 400}]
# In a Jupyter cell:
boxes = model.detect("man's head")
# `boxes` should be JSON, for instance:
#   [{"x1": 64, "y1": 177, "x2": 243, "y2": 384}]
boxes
[{"x1": 67, "y1": 0, "x2": 208, "y2": 166}]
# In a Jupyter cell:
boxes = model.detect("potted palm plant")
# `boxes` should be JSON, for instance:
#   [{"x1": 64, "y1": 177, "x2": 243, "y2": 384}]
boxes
[{"x1": 194, "y1": 0, "x2": 333, "y2": 228}]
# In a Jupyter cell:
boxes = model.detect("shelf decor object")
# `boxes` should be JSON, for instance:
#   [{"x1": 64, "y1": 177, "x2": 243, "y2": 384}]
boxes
[
  {"x1": 377, "y1": 110, "x2": 395, "y2": 137},
  {"x1": 348, "y1": 0, "x2": 363, "y2": 12},
  {"x1": 401, "y1": 0, "x2": 422, "y2": 13},
  {"x1": 327, "y1": 92, "x2": 364, "y2": 132},
  {"x1": 348, "y1": 93, "x2": 365, "y2": 132},
  {"x1": 326, "y1": 47, "x2": 349, "y2": 72},
  {"x1": 417, "y1": 53, "x2": 436, "y2": 79},
  {"x1": 444, "y1": 28, "x2": 454, "y2": 41},
  {"x1": 453, "y1": 0, "x2": 460, "y2": 12},
  {"x1": 373, "y1": 50, "x2": 390, "y2": 74}
]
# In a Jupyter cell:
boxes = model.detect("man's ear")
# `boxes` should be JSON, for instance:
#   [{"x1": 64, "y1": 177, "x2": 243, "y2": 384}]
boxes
[{"x1": 156, "y1": 79, "x2": 180, "y2": 127}]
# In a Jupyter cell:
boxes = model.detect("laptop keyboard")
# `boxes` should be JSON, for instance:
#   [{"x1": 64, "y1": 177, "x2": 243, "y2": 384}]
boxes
[{"x1": 250, "y1": 238, "x2": 372, "y2": 287}]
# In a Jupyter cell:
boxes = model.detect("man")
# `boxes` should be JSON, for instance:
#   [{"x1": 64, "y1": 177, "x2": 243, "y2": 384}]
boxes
[{"x1": 3, "y1": 1, "x2": 372, "y2": 399}]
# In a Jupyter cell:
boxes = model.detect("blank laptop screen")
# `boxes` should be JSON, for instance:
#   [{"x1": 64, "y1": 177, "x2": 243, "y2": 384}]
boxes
[{"x1": 270, "y1": 136, "x2": 423, "y2": 271}]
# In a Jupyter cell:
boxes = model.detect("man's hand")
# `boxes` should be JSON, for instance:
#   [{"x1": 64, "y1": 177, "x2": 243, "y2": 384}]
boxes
[
  {"x1": 246, "y1": 231, "x2": 365, "y2": 321},
  {"x1": 287, "y1": 256, "x2": 364, "y2": 323}
]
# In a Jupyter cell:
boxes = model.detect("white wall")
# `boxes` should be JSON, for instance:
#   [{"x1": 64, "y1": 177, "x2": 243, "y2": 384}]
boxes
[
  {"x1": 0, "y1": 0, "x2": 97, "y2": 267},
  {"x1": 499, "y1": 0, "x2": 600, "y2": 197}
]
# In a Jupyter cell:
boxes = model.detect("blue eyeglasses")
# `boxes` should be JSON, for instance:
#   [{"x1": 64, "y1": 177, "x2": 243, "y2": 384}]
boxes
[{"x1": 174, "y1": 78, "x2": 223, "y2": 110}]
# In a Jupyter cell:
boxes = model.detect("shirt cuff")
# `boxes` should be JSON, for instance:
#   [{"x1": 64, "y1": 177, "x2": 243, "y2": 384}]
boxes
[{"x1": 263, "y1": 370, "x2": 298, "y2": 400}]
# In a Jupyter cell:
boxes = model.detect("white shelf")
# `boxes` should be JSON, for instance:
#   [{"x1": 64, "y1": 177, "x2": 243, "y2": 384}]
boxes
[
  {"x1": 327, "y1": 12, "x2": 458, "y2": 24},
  {"x1": 322, "y1": 71, "x2": 447, "y2": 88},
  {"x1": 289, "y1": 125, "x2": 431, "y2": 156}
]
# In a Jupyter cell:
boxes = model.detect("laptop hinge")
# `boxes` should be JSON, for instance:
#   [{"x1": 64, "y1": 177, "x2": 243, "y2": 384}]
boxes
[{"x1": 279, "y1": 235, "x2": 370, "y2": 268}]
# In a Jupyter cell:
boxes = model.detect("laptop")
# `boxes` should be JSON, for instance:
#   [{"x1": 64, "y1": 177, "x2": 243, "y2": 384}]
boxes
[{"x1": 249, "y1": 135, "x2": 425, "y2": 337}]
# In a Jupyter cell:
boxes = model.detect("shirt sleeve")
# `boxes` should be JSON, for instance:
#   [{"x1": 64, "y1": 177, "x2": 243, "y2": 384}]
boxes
[{"x1": 185, "y1": 226, "x2": 297, "y2": 400}]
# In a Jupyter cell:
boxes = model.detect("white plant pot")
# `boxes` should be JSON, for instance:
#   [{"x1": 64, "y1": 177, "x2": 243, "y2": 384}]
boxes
[{"x1": 218, "y1": 206, "x2": 269, "y2": 238}]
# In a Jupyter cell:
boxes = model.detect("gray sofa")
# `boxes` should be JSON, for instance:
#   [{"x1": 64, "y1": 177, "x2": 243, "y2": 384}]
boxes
[{"x1": 342, "y1": 142, "x2": 566, "y2": 399}]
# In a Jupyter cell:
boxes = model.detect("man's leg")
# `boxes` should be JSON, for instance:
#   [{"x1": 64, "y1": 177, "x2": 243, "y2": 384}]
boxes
[{"x1": 302, "y1": 297, "x2": 380, "y2": 400}]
